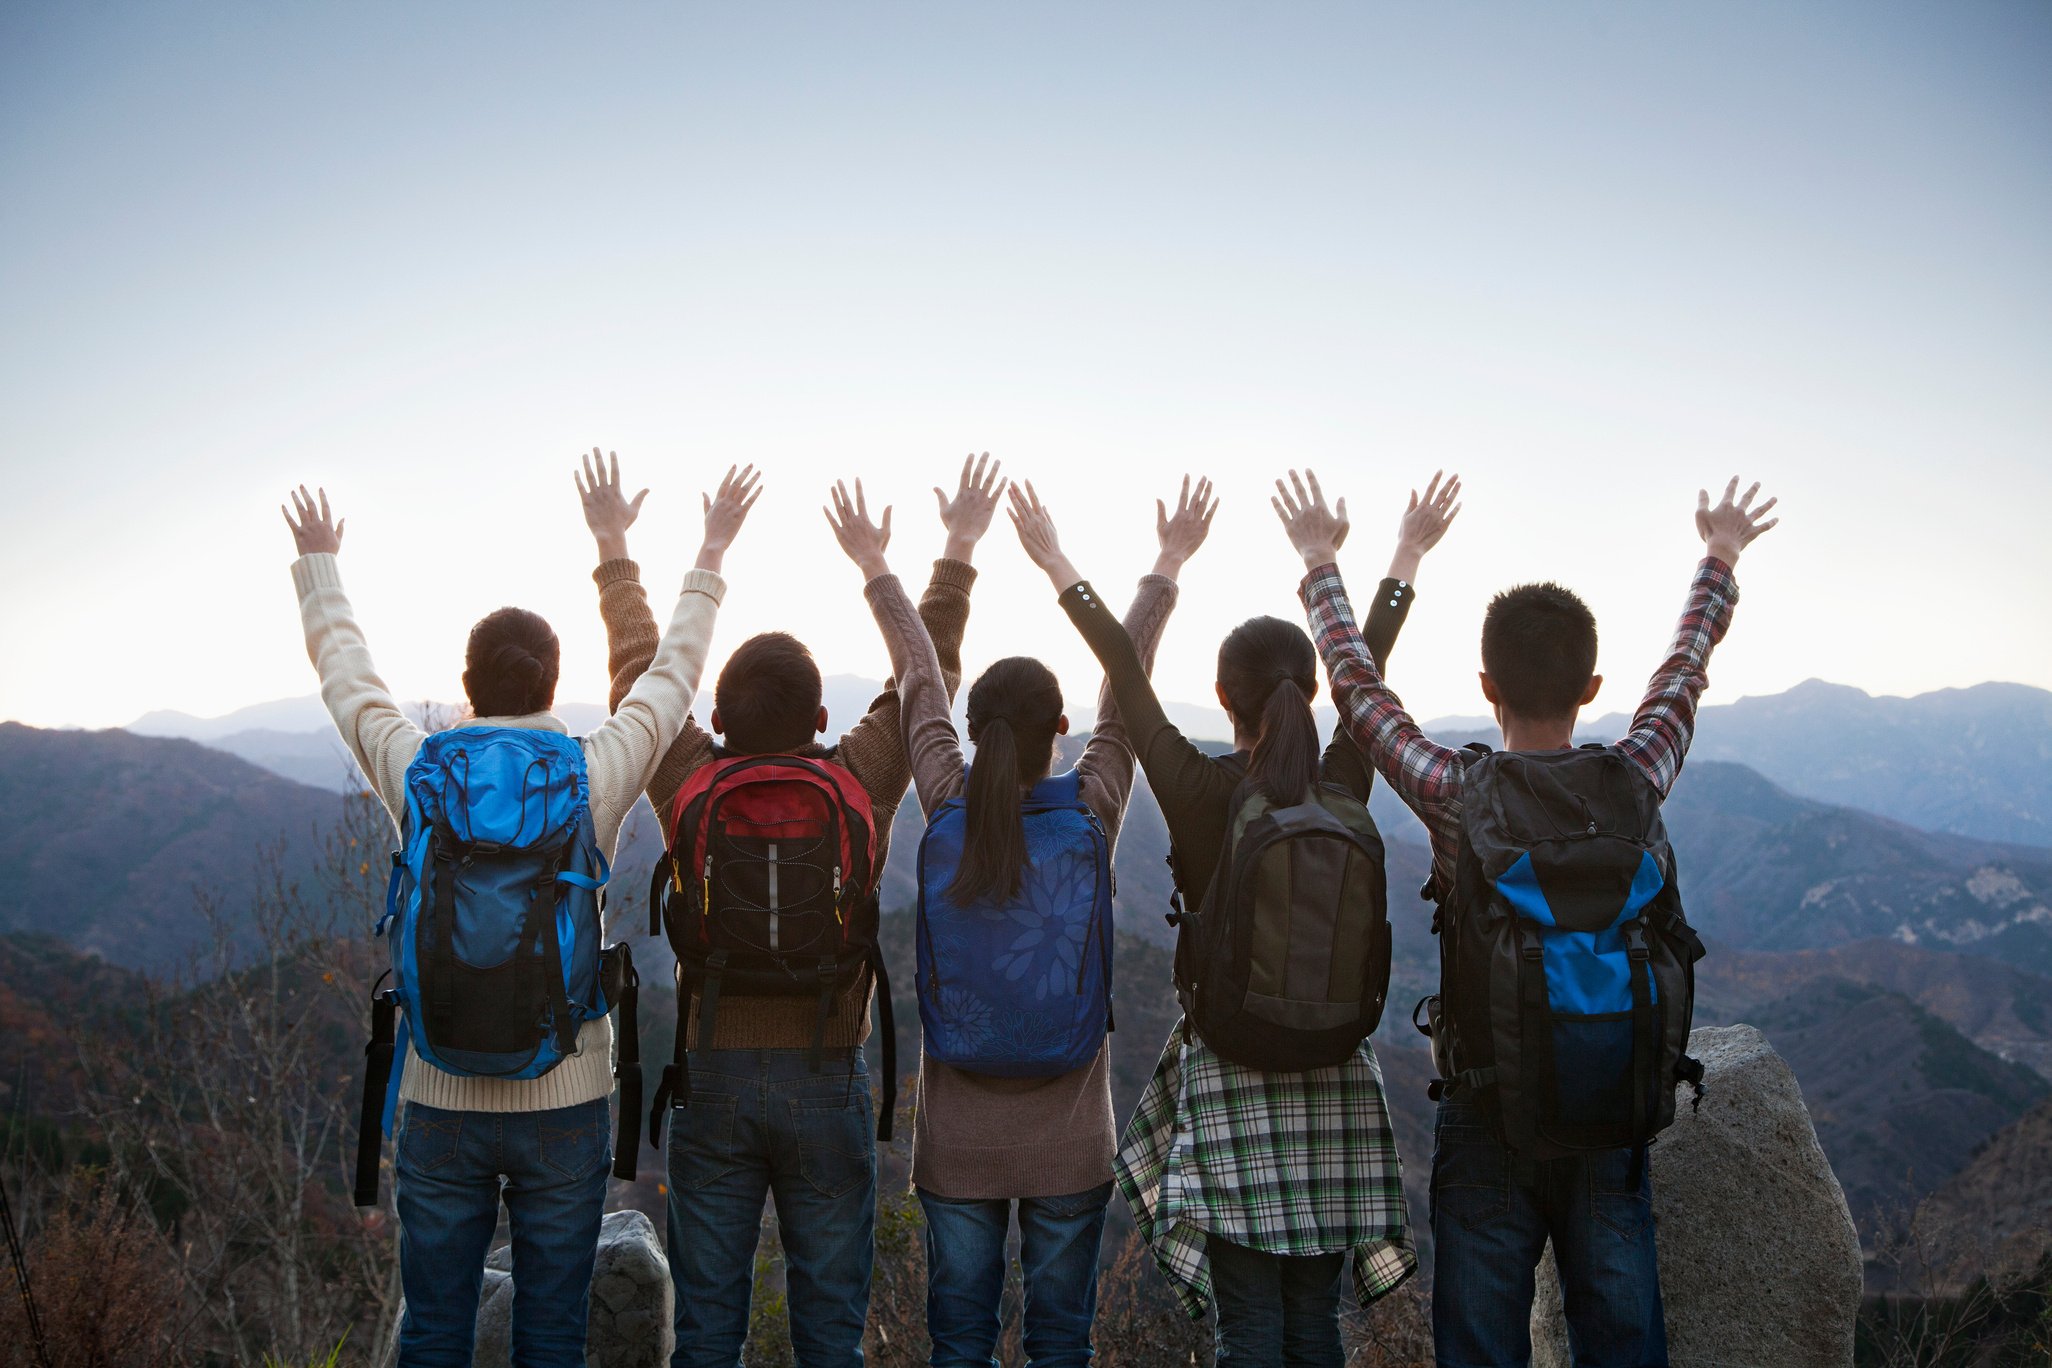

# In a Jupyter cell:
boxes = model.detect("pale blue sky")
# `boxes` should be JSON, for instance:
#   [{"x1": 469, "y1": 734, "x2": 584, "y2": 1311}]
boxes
[{"x1": 2, "y1": 2, "x2": 2047, "y2": 730}]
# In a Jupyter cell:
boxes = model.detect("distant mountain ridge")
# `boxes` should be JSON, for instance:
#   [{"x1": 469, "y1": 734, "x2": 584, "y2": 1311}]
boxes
[
  {"x1": 1584, "y1": 677, "x2": 2052, "y2": 847},
  {"x1": 115, "y1": 677, "x2": 2052, "y2": 849}
]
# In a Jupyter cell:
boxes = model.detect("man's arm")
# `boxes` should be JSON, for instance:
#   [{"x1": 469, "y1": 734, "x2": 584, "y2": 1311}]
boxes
[
  {"x1": 282, "y1": 486, "x2": 423, "y2": 827},
  {"x1": 837, "y1": 454, "x2": 1001, "y2": 806},
  {"x1": 827, "y1": 479, "x2": 969, "y2": 817},
  {"x1": 1321, "y1": 471, "x2": 1460, "y2": 798},
  {"x1": 1615, "y1": 477, "x2": 1776, "y2": 796},
  {"x1": 581, "y1": 455, "x2": 756, "y2": 812},
  {"x1": 1275, "y1": 469, "x2": 1468, "y2": 885}
]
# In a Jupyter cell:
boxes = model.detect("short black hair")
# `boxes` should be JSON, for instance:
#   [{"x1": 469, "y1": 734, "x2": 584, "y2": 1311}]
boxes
[
  {"x1": 463, "y1": 607, "x2": 560, "y2": 717},
  {"x1": 715, "y1": 632, "x2": 823, "y2": 754},
  {"x1": 1480, "y1": 582, "x2": 1598, "y2": 720}
]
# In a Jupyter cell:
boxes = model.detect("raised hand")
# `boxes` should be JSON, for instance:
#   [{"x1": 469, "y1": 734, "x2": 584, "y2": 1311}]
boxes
[
  {"x1": 1007, "y1": 481, "x2": 1082, "y2": 591},
  {"x1": 935, "y1": 452, "x2": 1007, "y2": 564},
  {"x1": 696, "y1": 464, "x2": 762, "y2": 574},
  {"x1": 824, "y1": 479, "x2": 893, "y2": 579},
  {"x1": 1389, "y1": 470, "x2": 1462, "y2": 582},
  {"x1": 1695, "y1": 477, "x2": 1779, "y2": 566},
  {"x1": 1271, "y1": 468, "x2": 1349, "y2": 570},
  {"x1": 282, "y1": 485, "x2": 345, "y2": 557},
  {"x1": 1153, "y1": 475, "x2": 1218, "y2": 581},
  {"x1": 575, "y1": 448, "x2": 649, "y2": 563}
]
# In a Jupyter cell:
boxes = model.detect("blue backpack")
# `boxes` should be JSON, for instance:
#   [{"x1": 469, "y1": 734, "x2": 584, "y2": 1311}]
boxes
[
  {"x1": 352, "y1": 727, "x2": 641, "y2": 1205},
  {"x1": 915, "y1": 771, "x2": 1114, "y2": 1078}
]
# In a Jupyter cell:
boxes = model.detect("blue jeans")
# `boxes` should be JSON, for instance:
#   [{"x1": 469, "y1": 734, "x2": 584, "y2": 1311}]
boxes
[
  {"x1": 394, "y1": 1098, "x2": 612, "y2": 1368},
  {"x1": 1206, "y1": 1235, "x2": 1345, "y2": 1368},
  {"x1": 665, "y1": 1048, "x2": 877, "y2": 1368},
  {"x1": 917, "y1": 1181, "x2": 1112, "y2": 1368},
  {"x1": 1431, "y1": 1100, "x2": 1667, "y2": 1368}
]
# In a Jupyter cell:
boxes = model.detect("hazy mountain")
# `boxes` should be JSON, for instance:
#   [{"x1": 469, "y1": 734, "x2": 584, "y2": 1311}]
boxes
[
  {"x1": 1911, "y1": 1096, "x2": 2052, "y2": 1285},
  {"x1": 1661, "y1": 760, "x2": 2052, "y2": 975},
  {"x1": 1584, "y1": 678, "x2": 2052, "y2": 848},
  {"x1": 1750, "y1": 977, "x2": 2048, "y2": 1235},
  {"x1": 1695, "y1": 938, "x2": 2052, "y2": 1080},
  {"x1": 0, "y1": 723, "x2": 339, "y2": 968}
]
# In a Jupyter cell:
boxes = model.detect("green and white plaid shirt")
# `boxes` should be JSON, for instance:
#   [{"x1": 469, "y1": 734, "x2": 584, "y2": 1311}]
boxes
[{"x1": 1114, "y1": 1020, "x2": 1416, "y2": 1318}]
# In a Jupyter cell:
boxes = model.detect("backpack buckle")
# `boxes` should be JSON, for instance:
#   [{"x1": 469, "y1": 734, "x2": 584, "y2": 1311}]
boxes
[{"x1": 1625, "y1": 921, "x2": 1650, "y2": 961}]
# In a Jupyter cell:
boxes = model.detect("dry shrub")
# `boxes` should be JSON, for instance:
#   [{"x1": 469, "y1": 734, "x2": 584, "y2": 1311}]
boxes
[
  {"x1": 0, "y1": 1174, "x2": 180, "y2": 1368},
  {"x1": 1343, "y1": 1275, "x2": 1433, "y2": 1368},
  {"x1": 1094, "y1": 1233, "x2": 1212, "y2": 1368}
]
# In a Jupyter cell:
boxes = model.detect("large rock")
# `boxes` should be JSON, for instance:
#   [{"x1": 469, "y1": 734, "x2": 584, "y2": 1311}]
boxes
[
  {"x1": 1531, "y1": 1024, "x2": 1861, "y2": 1368},
  {"x1": 382, "y1": 1208, "x2": 673, "y2": 1367}
]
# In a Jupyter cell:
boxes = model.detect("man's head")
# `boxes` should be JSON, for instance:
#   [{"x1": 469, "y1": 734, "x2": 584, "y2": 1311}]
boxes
[
  {"x1": 1478, "y1": 582, "x2": 1603, "y2": 728},
  {"x1": 711, "y1": 632, "x2": 828, "y2": 754},
  {"x1": 463, "y1": 607, "x2": 560, "y2": 718}
]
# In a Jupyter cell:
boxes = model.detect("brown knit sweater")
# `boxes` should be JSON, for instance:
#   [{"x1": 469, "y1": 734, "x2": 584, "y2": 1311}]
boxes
[
  {"x1": 866, "y1": 569, "x2": 1178, "y2": 1200},
  {"x1": 597, "y1": 556, "x2": 976, "y2": 1048}
]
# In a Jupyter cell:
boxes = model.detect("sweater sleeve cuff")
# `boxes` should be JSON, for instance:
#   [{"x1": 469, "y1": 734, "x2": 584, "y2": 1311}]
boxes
[
  {"x1": 291, "y1": 552, "x2": 344, "y2": 598},
  {"x1": 930, "y1": 558, "x2": 978, "y2": 593},
  {"x1": 862, "y1": 571, "x2": 907, "y2": 604},
  {"x1": 680, "y1": 568, "x2": 726, "y2": 604},
  {"x1": 593, "y1": 558, "x2": 641, "y2": 589}
]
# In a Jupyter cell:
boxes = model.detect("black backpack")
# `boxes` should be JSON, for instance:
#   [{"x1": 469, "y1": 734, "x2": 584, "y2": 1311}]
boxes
[
  {"x1": 1416, "y1": 743, "x2": 1706, "y2": 1169},
  {"x1": 1170, "y1": 757, "x2": 1391, "y2": 1071}
]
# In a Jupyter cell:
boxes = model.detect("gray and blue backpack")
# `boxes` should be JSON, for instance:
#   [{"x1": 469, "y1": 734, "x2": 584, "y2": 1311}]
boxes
[
  {"x1": 1417, "y1": 743, "x2": 1706, "y2": 1174},
  {"x1": 352, "y1": 727, "x2": 641, "y2": 1205},
  {"x1": 915, "y1": 770, "x2": 1114, "y2": 1077}
]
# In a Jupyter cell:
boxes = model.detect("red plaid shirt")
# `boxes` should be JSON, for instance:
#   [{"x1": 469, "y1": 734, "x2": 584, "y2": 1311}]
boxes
[{"x1": 1300, "y1": 558, "x2": 1740, "y2": 893}]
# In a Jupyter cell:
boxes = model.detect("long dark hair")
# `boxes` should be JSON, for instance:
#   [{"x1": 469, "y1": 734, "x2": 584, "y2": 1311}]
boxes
[
  {"x1": 947, "y1": 656, "x2": 1063, "y2": 905},
  {"x1": 463, "y1": 607, "x2": 560, "y2": 718},
  {"x1": 1217, "y1": 616, "x2": 1319, "y2": 806}
]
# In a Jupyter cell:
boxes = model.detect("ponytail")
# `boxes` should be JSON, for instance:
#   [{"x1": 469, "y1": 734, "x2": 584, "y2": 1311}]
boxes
[
  {"x1": 1249, "y1": 676, "x2": 1319, "y2": 807},
  {"x1": 946, "y1": 657, "x2": 1063, "y2": 905},
  {"x1": 1217, "y1": 616, "x2": 1320, "y2": 807}
]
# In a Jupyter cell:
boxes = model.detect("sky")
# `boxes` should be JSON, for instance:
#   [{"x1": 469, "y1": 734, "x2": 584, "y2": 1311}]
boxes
[{"x1": 1, "y1": 1, "x2": 2048, "y2": 733}]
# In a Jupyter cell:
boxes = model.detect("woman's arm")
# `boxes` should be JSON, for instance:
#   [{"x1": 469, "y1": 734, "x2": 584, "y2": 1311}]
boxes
[
  {"x1": 282, "y1": 486, "x2": 423, "y2": 827},
  {"x1": 585, "y1": 459, "x2": 757, "y2": 812},
  {"x1": 582, "y1": 466, "x2": 756, "y2": 837},
  {"x1": 1011, "y1": 480, "x2": 1208, "y2": 837},
  {"x1": 837, "y1": 455, "x2": 1001, "y2": 806},
  {"x1": 828, "y1": 480, "x2": 967, "y2": 817}
]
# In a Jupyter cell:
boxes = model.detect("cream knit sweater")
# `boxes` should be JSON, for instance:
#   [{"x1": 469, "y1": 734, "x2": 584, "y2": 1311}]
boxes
[{"x1": 292, "y1": 551, "x2": 727, "y2": 1113}]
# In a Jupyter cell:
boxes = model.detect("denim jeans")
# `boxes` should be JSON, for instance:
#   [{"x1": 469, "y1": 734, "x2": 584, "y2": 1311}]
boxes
[
  {"x1": 917, "y1": 1181, "x2": 1113, "y2": 1368},
  {"x1": 665, "y1": 1048, "x2": 877, "y2": 1368},
  {"x1": 394, "y1": 1097, "x2": 612, "y2": 1368},
  {"x1": 1205, "y1": 1235, "x2": 1346, "y2": 1368},
  {"x1": 1431, "y1": 1100, "x2": 1668, "y2": 1368}
]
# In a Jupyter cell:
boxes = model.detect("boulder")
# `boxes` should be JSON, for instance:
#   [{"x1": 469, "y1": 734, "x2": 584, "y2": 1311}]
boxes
[
  {"x1": 1531, "y1": 1024, "x2": 1862, "y2": 1368},
  {"x1": 382, "y1": 1208, "x2": 673, "y2": 1368}
]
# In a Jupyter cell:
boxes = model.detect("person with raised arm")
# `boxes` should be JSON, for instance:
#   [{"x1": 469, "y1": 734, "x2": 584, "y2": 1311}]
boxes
[
  {"x1": 283, "y1": 458, "x2": 751, "y2": 1368},
  {"x1": 583, "y1": 453, "x2": 1003, "y2": 1368},
  {"x1": 1050, "y1": 473, "x2": 1460, "y2": 1366},
  {"x1": 829, "y1": 476, "x2": 1187, "y2": 1368},
  {"x1": 1281, "y1": 470, "x2": 1777, "y2": 1368}
]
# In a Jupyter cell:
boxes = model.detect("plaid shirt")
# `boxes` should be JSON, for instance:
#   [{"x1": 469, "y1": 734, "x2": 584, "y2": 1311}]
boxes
[
  {"x1": 1300, "y1": 557, "x2": 1740, "y2": 893},
  {"x1": 1114, "y1": 1025, "x2": 1416, "y2": 1319}
]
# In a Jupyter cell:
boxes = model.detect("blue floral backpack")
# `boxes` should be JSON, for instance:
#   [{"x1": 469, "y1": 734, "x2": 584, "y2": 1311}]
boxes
[{"x1": 915, "y1": 770, "x2": 1114, "y2": 1077}]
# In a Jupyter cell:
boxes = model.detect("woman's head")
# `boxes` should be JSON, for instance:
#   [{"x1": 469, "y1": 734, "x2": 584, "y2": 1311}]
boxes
[
  {"x1": 463, "y1": 607, "x2": 561, "y2": 718},
  {"x1": 1215, "y1": 615, "x2": 1320, "y2": 807},
  {"x1": 949, "y1": 656, "x2": 1067, "y2": 905}
]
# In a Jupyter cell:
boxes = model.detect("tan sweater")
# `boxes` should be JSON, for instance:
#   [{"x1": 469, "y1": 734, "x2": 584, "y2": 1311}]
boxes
[
  {"x1": 293, "y1": 552, "x2": 726, "y2": 1112},
  {"x1": 866, "y1": 570, "x2": 1178, "y2": 1200},
  {"x1": 596, "y1": 556, "x2": 976, "y2": 1048}
]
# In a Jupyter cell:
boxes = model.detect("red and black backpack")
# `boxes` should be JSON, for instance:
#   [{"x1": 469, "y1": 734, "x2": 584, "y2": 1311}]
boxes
[{"x1": 645, "y1": 754, "x2": 895, "y2": 1140}]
